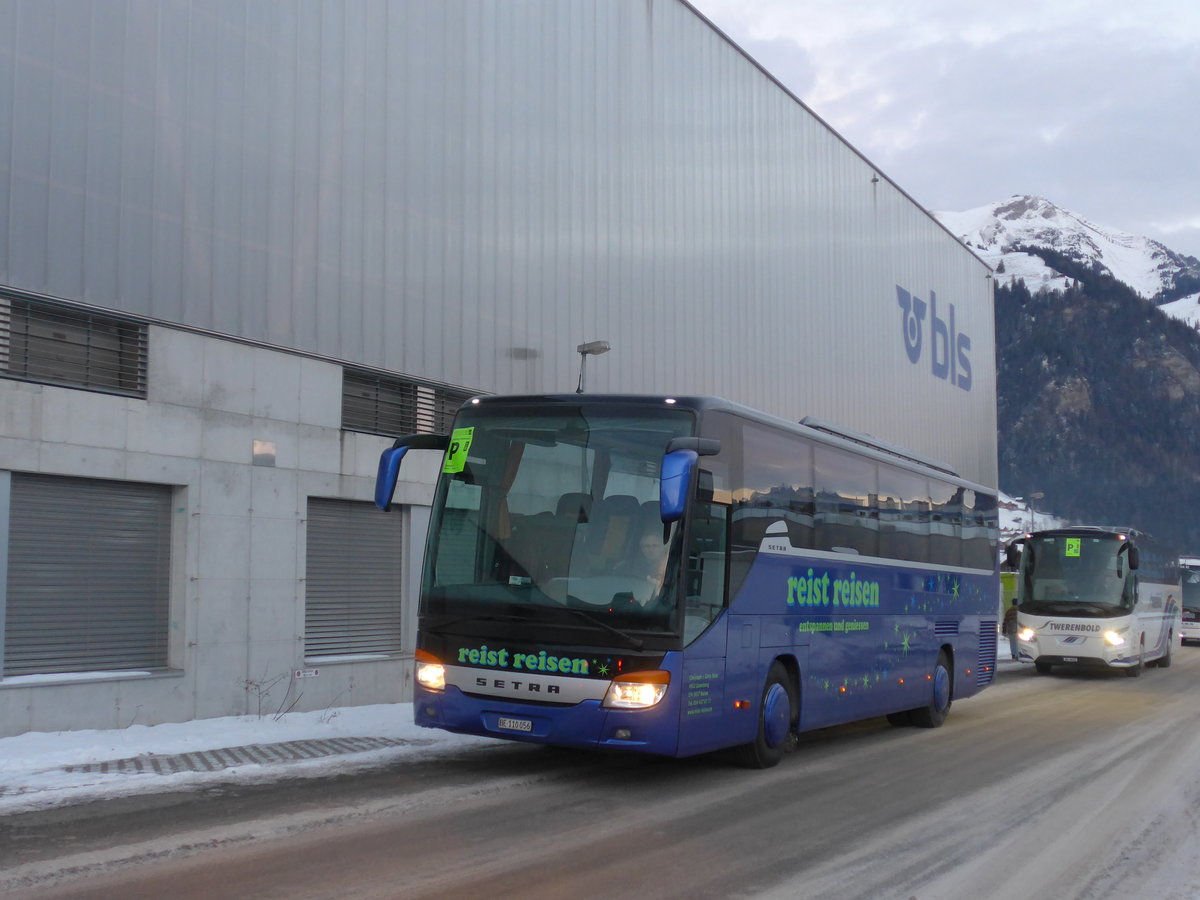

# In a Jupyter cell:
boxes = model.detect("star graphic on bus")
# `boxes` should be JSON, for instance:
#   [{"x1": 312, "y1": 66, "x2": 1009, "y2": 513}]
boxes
[{"x1": 596, "y1": 662, "x2": 610, "y2": 676}]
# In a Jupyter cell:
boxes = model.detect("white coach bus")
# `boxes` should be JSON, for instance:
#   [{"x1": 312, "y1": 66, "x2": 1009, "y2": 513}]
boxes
[
  {"x1": 1180, "y1": 557, "x2": 1200, "y2": 646},
  {"x1": 1006, "y1": 527, "x2": 1181, "y2": 676}
]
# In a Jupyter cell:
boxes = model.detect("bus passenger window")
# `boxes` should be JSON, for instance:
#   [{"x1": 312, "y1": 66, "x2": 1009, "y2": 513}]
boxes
[
  {"x1": 878, "y1": 465, "x2": 928, "y2": 564},
  {"x1": 814, "y1": 446, "x2": 877, "y2": 557},
  {"x1": 929, "y1": 480, "x2": 963, "y2": 567},
  {"x1": 733, "y1": 423, "x2": 814, "y2": 550},
  {"x1": 961, "y1": 489, "x2": 997, "y2": 570}
]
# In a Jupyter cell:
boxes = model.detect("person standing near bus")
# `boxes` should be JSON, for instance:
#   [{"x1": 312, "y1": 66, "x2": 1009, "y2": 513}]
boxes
[{"x1": 1003, "y1": 598, "x2": 1020, "y2": 659}]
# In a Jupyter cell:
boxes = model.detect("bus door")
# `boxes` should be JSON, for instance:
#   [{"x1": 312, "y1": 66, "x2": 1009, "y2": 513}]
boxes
[{"x1": 675, "y1": 500, "x2": 736, "y2": 757}]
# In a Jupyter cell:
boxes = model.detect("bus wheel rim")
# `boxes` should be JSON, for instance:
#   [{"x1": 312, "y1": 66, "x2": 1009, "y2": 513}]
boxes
[
  {"x1": 763, "y1": 683, "x2": 791, "y2": 748},
  {"x1": 933, "y1": 665, "x2": 950, "y2": 710}
]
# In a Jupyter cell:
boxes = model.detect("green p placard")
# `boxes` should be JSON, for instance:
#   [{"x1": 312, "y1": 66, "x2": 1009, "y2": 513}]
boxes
[
  {"x1": 1065, "y1": 538, "x2": 1081, "y2": 558},
  {"x1": 443, "y1": 427, "x2": 475, "y2": 473}
]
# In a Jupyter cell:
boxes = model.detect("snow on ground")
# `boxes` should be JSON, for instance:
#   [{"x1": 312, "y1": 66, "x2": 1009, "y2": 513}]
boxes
[
  {"x1": 4, "y1": 660, "x2": 1029, "y2": 817},
  {"x1": 0, "y1": 703, "x2": 499, "y2": 816}
]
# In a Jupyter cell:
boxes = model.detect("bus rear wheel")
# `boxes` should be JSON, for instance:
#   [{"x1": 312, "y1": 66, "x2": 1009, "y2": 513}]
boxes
[
  {"x1": 910, "y1": 651, "x2": 952, "y2": 728},
  {"x1": 732, "y1": 662, "x2": 796, "y2": 769}
]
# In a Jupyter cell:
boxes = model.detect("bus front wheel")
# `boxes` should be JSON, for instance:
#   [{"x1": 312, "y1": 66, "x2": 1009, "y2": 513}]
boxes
[
  {"x1": 910, "y1": 651, "x2": 952, "y2": 728},
  {"x1": 732, "y1": 662, "x2": 796, "y2": 769},
  {"x1": 1125, "y1": 639, "x2": 1145, "y2": 677},
  {"x1": 1154, "y1": 634, "x2": 1173, "y2": 669}
]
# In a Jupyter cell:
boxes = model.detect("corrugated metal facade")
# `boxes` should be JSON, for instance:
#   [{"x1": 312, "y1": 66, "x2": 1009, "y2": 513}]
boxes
[{"x1": 0, "y1": 0, "x2": 995, "y2": 484}]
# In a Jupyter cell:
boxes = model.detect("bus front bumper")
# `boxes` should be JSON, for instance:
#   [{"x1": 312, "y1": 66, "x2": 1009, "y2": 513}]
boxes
[
  {"x1": 1019, "y1": 634, "x2": 1139, "y2": 669},
  {"x1": 413, "y1": 685, "x2": 681, "y2": 755}
]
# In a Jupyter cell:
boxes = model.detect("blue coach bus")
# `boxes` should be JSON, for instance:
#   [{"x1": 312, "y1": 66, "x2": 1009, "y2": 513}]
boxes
[{"x1": 376, "y1": 394, "x2": 999, "y2": 767}]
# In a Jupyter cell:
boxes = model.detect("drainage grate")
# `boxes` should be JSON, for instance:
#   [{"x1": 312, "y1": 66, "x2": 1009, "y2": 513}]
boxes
[{"x1": 63, "y1": 737, "x2": 412, "y2": 775}]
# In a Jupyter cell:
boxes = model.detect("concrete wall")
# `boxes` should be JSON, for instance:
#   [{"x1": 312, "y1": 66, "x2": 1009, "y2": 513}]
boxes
[{"x1": 0, "y1": 326, "x2": 438, "y2": 737}]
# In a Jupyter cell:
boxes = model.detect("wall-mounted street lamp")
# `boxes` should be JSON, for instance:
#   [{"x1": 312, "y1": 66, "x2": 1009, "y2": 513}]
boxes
[{"x1": 575, "y1": 340, "x2": 610, "y2": 393}]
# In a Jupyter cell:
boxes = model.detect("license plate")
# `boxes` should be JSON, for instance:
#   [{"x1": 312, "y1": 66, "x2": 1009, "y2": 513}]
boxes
[
  {"x1": 1062, "y1": 656, "x2": 1078, "y2": 662},
  {"x1": 497, "y1": 716, "x2": 533, "y2": 733}
]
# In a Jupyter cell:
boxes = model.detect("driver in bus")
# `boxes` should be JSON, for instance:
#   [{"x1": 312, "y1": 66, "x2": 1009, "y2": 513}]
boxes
[{"x1": 620, "y1": 528, "x2": 671, "y2": 606}]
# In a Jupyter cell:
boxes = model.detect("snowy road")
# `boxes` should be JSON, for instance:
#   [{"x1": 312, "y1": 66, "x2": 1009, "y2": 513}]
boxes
[{"x1": 5, "y1": 652, "x2": 1200, "y2": 900}]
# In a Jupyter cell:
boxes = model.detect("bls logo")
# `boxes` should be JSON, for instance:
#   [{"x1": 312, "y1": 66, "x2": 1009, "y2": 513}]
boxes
[{"x1": 896, "y1": 285, "x2": 972, "y2": 391}]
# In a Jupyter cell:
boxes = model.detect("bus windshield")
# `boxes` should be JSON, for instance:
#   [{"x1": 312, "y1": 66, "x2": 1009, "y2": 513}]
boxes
[
  {"x1": 1019, "y1": 534, "x2": 1131, "y2": 615},
  {"x1": 1183, "y1": 567, "x2": 1200, "y2": 615},
  {"x1": 421, "y1": 404, "x2": 696, "y2": 639}
]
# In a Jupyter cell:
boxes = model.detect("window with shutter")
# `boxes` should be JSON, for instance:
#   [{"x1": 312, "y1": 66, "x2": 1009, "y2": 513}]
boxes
[
  {"x1": 2, "y1": 473, "x2": 172, "y2": 677},
  {"x1": 304, "y1": 498, "x2": 404, "y2": 658}
]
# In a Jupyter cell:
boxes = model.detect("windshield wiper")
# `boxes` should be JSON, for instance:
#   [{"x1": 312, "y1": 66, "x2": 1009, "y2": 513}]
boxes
[
  {"x1": 421, "y1": 607, "x2": 537, "y2": 634},
  {"x1": 562, "y1": 604, "x2": 644, "y2": 650},
  {"x1": 421, "y1": 614, "x2": 469, "y2": 634},
  {"x1": 1037, "y1": 601, "x2": 1119, "y2": 616}
]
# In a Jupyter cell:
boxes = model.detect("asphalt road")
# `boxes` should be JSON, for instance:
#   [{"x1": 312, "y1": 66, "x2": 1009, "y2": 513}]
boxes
[{"x1": 5, "y1": 651, "x2": 1200, "y2": 900}]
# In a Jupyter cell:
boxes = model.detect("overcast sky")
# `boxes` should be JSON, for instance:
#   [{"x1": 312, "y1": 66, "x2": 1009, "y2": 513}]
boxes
[{"x1": 688, "y1": 0, "x2": 1200, "y2": 261}]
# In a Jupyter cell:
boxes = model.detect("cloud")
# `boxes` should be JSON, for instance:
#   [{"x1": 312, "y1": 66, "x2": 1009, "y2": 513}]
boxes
[{"x1": 688, "y1": 0, "x2": 1200, "y2": 258}]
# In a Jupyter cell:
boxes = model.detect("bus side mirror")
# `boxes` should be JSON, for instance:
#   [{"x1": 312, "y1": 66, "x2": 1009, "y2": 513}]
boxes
[
  {"x1": 660, "y1": 449, "x2": 698, "y2": 524},
  {"x1": 1128, "y1": 545, "x2": 1140, "y2": 570},
  {"x1": 659, "y1": 438, "x2": 720, "y2": 523},
  {"x1": 375, "y1": 433, "x2": 450, "y2": 511}
]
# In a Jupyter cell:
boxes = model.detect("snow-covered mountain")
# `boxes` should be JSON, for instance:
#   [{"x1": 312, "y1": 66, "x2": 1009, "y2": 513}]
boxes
[
  {"x1": 970, "y1": 195, "x2": 1200, "y2": 555},
  {"x1": 934, "y1": 196, "x2": 1200, "y2": 311},
  {"x1": 1160, "y1": 294, "x2": 1200, "y2": 330}
]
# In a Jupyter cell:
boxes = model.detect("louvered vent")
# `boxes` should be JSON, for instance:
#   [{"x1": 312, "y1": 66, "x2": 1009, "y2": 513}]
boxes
[
  {"x1": 977, "y1": 620, "x2": 998, "y2": 685},
  {"x1": 342, "y1": 368, "x2": 473, "y2": 437},
  {"x1": 0, "y1": 292, "x2": 148, "y2": 398}
]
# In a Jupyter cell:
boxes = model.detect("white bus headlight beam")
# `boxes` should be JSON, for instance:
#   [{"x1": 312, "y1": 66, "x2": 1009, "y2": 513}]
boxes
[
  {"x1": 416, "y1": 660, "x2": 446, "y2": 691},
  {"x1": 603, "y1": 673, "x2": 670, "y2": 709}
]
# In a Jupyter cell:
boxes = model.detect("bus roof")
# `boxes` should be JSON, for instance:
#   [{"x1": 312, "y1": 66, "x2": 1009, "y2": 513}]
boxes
[
  {"x1": 454, "y1": 393, "x2": 995, "y2": 495},
  {"x1": 1019, "y1": 526, "x2": 1141, "y2": 541}
]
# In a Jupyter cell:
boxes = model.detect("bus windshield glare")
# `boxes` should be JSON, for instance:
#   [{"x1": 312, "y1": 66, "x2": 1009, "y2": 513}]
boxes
[
  {"x1": 1019, "y1": 534, "x2": 1130, "y2": 614},
  {"x1": 420, "y1": 404, "x2": 696, "y2": 640}
]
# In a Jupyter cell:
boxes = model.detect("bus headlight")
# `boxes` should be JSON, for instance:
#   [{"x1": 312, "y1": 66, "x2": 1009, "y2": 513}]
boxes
[
  {"x1": 1104, "y1": 631, "x2": 1126, "y2": 647},
  {"x1": 415, "y1": 649, "x2": 445, "y2": 691},
  {"x1": 603, "y1": 671, "x2": 670, "y2": 709},
  {"x1": 1017, "y1": 627, "x2": 1036, "y2": 643}
]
